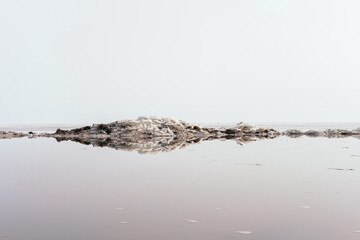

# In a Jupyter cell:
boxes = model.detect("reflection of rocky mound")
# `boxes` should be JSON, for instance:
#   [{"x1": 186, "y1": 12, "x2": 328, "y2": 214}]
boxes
[
  {"x1": 54, "y1": 136, "x2": 211, "y2": 154},
  {"x1": 1, "y1": 117, "x2": 360, "y2": 154},
  {"x1": 53, "y1": 135, "x2": 276, "y2": 154}
]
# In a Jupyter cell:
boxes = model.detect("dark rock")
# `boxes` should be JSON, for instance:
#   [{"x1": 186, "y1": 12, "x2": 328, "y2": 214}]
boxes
[
  {"x1": 193, "y1": 126, "x2": 200, "y2": 131},
  {"x1": 224, "y1": 129, "x2": 236, "y2": 135},
  {"x1": 98, "y1": 124, "x2": 112, "y2": 134},
  {"x1": 55, "y1": 129, "x2": 68, "y2": 134},
  {"x1": 304, "y1": 130, "x2": 321, "y2": 137}
]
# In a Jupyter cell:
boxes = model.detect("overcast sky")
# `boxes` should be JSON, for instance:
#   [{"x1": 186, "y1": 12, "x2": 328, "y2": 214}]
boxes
[{"x1": 1, "y1": 0, "x2": 359, "y2": 123}]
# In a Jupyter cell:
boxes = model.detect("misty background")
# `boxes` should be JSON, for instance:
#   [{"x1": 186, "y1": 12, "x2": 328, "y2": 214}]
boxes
[{"x1": 1, "y1": 0, "x2": 359, "y2": 124}]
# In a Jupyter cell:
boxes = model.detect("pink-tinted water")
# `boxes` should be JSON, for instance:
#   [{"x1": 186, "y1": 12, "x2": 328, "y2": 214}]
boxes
[{"x1": 0, "y1": 125, "x2": 360, "y2": 239}]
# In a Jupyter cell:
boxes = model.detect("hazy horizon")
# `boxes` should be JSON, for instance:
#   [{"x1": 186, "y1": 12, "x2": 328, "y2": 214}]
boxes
[
  {"x1": 1, "y1": 0, "x2": 359, "y2": 123},
  {"x1": 1, "y1": 120, "x2": 360, "y2": 125}
]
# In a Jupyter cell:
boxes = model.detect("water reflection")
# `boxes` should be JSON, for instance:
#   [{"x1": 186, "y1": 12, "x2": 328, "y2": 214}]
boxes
[
  {"x1": 1, "y1": 134, "x2": 360, "y2": 239},
  {"x1": 53, "y1": 135, "x2": 275, "y2": 154},
  {"x1": 1, "y1": 132, "x2": 359, "y2": 154}
]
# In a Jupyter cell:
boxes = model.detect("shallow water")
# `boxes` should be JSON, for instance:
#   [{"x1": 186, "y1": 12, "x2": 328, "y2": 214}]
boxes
[{"x1": 1, "y1": 124, "x2": 360, "y2": 240}]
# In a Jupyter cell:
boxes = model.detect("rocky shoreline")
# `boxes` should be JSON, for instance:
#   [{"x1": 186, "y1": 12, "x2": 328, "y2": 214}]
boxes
[{"x1": 1, "y1": 117, "x2": 360, "y2": 153}]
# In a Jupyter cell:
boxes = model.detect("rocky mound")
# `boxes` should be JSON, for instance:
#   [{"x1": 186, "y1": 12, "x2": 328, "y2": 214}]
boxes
[{"x1": 51, "y1": 116, "x2": 280, "y2": 139}]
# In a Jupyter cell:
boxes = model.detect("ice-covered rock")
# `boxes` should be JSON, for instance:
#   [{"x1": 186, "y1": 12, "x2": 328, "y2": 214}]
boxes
[
  {"x1": 236, "y1": 122, "x2": 255, "y2": 132},
  {"x1": 283, "y1": 129, "x2": 304, "y2": 137}
]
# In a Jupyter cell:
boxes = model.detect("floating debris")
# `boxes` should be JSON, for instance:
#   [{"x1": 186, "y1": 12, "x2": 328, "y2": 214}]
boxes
[
  {"x1": 120, "y1": 221, "x2": 128, "y2": 224},
  {"x1": 116, "y1": 207, "x2": 124, "y2": 210},
  {"x1": 235, "y1": 231, "x2": 252, "y2": 235},
  {"x1": 353, "y1": 230, "x2": 360, "y2": 233},
  {"x1": 244, "y1": 163, "x2": 262, "y2": 166},
  {"x1": 185, "y1": 219, "x2": 198, "y2": 223},
  {"x1": 328, "y1": 168, "x2": 355, "y2": 171},
  {"x1": 350, "y1": 155, "x2": 359, "y2": 157}
]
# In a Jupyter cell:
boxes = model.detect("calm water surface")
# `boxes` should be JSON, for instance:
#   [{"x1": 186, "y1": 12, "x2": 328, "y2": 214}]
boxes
[{"x1": 1, "y1": 124, "x2": 360, "y2": 240}]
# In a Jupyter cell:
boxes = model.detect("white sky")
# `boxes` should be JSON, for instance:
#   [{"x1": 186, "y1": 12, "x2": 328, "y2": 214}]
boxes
[{"x1": 1, "y1": 0, "x2": 359, "y2": 123}]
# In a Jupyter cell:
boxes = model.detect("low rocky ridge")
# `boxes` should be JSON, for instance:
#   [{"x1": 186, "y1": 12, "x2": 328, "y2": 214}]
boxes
[
  {"x1": 0, "y1": 131, "x2": 28, "y2": 139},
  {"x1": 283, "y1": 128, "x2": 360, "y2": 138},
  {"x1": 1, "y1": 116, "x2": 359, "y2": 153}
]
